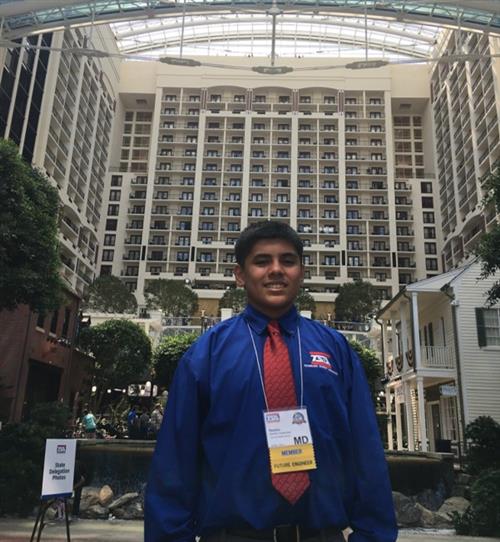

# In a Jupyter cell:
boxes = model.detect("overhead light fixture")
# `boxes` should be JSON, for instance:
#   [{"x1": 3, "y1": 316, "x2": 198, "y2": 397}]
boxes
[
  {"x1": 65, "y1": 47, "x2": 110, "y2": 58},
  {"x1": 159, "y1": 56, "x2": 202, "y2": 66},
  {"x1": 252, "y1": 65, "x2": 294, "y2": 74},
  {"x1": 345, "y1": 60, "x2": 389, "y2": 70}
]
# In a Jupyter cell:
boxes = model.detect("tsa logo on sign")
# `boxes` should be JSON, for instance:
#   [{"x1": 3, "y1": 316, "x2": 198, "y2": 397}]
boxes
[{"x1": 56, "y1": 445, "x2": 66, "y2": 454}]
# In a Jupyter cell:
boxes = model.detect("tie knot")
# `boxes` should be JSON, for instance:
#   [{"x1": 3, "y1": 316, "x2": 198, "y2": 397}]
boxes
[{"x1": 267, "y1": 320, "x2": 280, "y2": 336}]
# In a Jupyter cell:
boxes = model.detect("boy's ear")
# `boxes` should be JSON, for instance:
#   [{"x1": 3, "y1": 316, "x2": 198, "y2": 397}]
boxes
[{"x1": 234, "y1": 265, "x2": 245, "y2": 287}]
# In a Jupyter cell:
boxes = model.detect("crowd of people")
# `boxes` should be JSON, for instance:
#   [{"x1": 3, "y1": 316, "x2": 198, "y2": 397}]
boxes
[{"x1": 69, "y1": 402, "x2": 164, "y2": 440}]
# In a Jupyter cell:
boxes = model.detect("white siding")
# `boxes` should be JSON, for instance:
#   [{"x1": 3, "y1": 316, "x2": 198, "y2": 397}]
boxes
[{"x1": 454, "y1": 262, "x2": 500, "y2": 425}]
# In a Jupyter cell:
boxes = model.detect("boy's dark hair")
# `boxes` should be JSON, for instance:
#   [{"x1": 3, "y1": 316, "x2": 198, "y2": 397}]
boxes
[{"x1": 235, "y1": 221, "x2": 303, "y2": 266}]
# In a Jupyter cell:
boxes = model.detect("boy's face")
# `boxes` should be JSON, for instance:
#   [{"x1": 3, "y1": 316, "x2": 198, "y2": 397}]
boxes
[{"x1": 234, "y1": 238, "x2": 304, "y2": 319}]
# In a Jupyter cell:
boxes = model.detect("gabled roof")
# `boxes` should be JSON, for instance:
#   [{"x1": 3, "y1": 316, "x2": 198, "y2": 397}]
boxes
[{"x1": 407, "y1": 260, "x2": 476, "y2": 293}]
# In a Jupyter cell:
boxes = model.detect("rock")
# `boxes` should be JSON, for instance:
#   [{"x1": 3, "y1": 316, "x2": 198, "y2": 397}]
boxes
[
  {"x1": 415, "y1": 504, "x2": 452, "y2": 528},
  {"x1": 80, "y1": 487, "x2": 100, "y2": 511},
  {"x1": 109, "y1": 492, "x2": 139, "y2": 511},
  {"x1": 81, "y1": 503, "x2": 109, "y2": 519},
  {"x1": 113, "y1": 500, "x2": 144, "y2": 520},
  {"x1": 438, "y1": 496, "x2": 470, "y2": 517},
  {"x1": 45, "y1": 506, "x2": 57, "y2": 521},
  {"x1": 392, "y1": 491, "x2": 422, "y2": 527},
  {"x1": 99, "y1": 485, "x2": 114, "y2": 506},
  {"x1": 413, "y1": 487, "x2": 445, "y2": 511}
]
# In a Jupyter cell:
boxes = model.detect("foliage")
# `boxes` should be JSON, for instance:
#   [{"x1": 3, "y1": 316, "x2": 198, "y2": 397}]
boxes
[
  {"x1": 295, "y1": 289, "x2": 316, "y2": 315},
  {"x1": 83, "y1": 275, "x2": 137, "y2": 314},
  {"x1": 452, "y1": 470, "x2": 500, "y2": 537},
  {"x1": 464, "y1": 416, "x2": 500, "y2": 475},
  {"x1": 0, "y1": 401, "x2": 69, "y2": 515},
  {"x1": 334, "y1": 280, "x2": 379, "y2": 323},
  {"x1": 79, "y1": 320, "x2": 152, "y2": 407},
  {"x1": 153, "y1": 332, "x2": 199, "y2": 389},
  {"x1": 0, "y1": 139, "x2": 63, "y2": 313},
  {"x1": 145, "y1": 279, "x2": 198, "y2": 317},
  {"x1": 349, "y1": 340, "x2": 383, "y2": 404},
  {"x1": 476, "y1": 163, "x2": 500, "y2": 305},
  {"x1": 219, "y1": 287, "x2": 247, "y2": 314}
]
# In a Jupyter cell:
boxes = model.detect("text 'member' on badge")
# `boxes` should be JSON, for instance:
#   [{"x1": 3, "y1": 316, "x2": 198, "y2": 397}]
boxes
[{"x1": 263, "y1": 408, "x2": 317, "y2": 474}]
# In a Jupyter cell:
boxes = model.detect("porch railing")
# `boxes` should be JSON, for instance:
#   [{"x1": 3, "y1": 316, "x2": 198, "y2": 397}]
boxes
[{"x1": 420, "y1": 345, "x2": 455, "y2": 369}]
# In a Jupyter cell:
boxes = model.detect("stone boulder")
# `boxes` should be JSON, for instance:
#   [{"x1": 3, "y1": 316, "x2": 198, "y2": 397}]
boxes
[
  {"x1": 413, "y1": 486, "x2": 446, "y2": 511},
  {"x1": 392, "y1": 491, "x2": 422, "y2": 527},
  {"x1": 81, "y1": 503, "x2": 109, "y2": 519},
  {"x1": 99, "y1": 485, "x2": 114, "y2": 507},
  {"x1": 415, "y1": 503, "x2": 452, "y2": 528},
  {"x1": 80, "y1": 487, "x2": 101, "y2": 511},
  {"x1": 438, "y1": 496, "x2": 470, "y2": 517},
  {"x1": 113, "y1": 500, "x2": 144, "y2": 520},
  {"x1": 109, "y1": 492, "x2": 139, "y2": 511}
]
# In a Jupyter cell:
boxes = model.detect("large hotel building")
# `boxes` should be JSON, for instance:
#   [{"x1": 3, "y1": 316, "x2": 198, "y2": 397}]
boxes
[{"x1": 0, "y1": 26, "x2": 499, "y2": 314}]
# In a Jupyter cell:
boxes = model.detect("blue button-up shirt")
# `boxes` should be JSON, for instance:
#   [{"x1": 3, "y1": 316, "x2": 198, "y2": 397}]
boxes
[{"x1": 145, "y1": 305, "x2": 397, "y2": 542}]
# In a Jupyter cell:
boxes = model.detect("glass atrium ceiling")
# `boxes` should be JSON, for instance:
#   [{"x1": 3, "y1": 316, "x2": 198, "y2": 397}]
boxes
[{"x1": 1, "y1": 1, "x2": 500, "y2": 60}]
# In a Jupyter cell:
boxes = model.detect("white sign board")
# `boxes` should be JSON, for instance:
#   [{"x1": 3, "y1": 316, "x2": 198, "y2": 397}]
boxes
[
  {"x1": 440, "y1": 384, "x2": 457, "y2": 397},
  {"x1": 41, "y1": 439, "x2": 76, "y2": 499}
]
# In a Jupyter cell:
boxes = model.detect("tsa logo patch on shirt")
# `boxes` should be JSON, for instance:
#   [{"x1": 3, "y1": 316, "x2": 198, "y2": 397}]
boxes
[{"x1": 305, "y1": 351, "x2": 338, "y2": 375}]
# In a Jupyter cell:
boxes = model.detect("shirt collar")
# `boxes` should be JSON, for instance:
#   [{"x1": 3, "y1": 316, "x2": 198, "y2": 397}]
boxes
[{"x1": 242, "y1": 304, "x2": 299, "y2": 336}]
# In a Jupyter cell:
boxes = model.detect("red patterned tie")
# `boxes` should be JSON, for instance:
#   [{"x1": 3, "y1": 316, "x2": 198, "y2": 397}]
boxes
[{"x1": 264, "y1": 320, "x2": 310, "y2": 504}]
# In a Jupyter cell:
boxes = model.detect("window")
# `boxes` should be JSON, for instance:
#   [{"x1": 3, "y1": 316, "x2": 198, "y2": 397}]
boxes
[
  {"x1": 105, "y1": 219, "x2": 117, "y2": 231},
  {"x1": 422, "y1": 196, "x2": 434, "y2": 208},
  {"x1": 476, "y1": 308, "x2": 500, "y2": 346},
  {"x1": 111, "y1": 175, "x2": 122, "y2": 187},
  {"x1": 423, "y1": 212, "x2": 435, "y2": 224},
  {"x1": 50, "y1": 309, "x2": 59, "y2": 334},
  {"x1": 102, "y1": 249, "x2": 114, "y2": 261},
  {"x1": 424, "y1": 242, "x2": 437, "y2": 254},
  {"x1": 425, "y1": 258, "x2": 438, "y2": 270},
  {"x1": 424, "y1": 227, "x2": 436, "y2": 239},
  {"x1": 109, "y1": 189, "x2": 121, "y2": 201},
  {"x1": 108, "y1": 204, "x2": 119, "y2": 216},
  {"x1": 421, "y1": 182, "x2": 433, "y2": 193},
  {"x1": 104, "y1": 234, "x2": 116, "y2": 246}
]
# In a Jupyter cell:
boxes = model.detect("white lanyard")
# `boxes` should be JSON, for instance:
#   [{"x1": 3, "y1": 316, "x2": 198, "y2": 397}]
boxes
[{"x1": 246, "y1": 320, "x2": 305, "y2": 411}]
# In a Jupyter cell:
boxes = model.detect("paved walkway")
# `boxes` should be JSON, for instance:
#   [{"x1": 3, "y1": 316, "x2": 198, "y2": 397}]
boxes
[{"x1": 0, "y1": 519, "x2": 498, "y2": 542}]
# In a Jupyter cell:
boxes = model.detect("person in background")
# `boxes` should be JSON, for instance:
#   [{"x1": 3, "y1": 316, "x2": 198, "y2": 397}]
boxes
[
  {"x1": 127, "y1": 405, "x2": 138, "y2": 439},
  {"x1": 139, "y1": 409, "x2": 150, "y2": 440},
  {"x1": 150, "y1": 403, "x2": 164, "y2": 438},
  {"x1": 145, "y1": 220, "x2": 397, "y2": 542},
  {"x1": 81, "y1": 409, "x2": 96, "y2": 439}
]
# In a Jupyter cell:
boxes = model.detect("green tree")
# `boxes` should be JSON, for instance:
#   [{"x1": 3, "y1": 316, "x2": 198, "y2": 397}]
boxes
[
  {"x1": 0, "y1": 139, "x2": 63, "y2": 313},
  {"x1": 476, "y1": 163, "x2": 500, "y2": 305},
  {"x1": 79, "y1": 319, "x2": 152, "y2": 408},
  {"x1": 334, "y1": 280, "x2": 379, "y2": 323},
  {"x1": 0, "y1": 401, "x2": 69, "y2": 515},
  {"x1": 295, "y1": 289, "x2": 316, "y2": 315},
  {"x1": 153, "y1": 332, "x2": 199, "y2": 389},
  {"x1": 84, "y1": 275, "x2": 137, "y2": 313},
  {"x1": 145, "y1": 279, "x2": 198, "y2": 317},
  {"x1": 219, "y1": 287, "x2": 247, "y2": 314},
  {"x1": 349, "y1": 340, "x2": 383, "y2": 404}
]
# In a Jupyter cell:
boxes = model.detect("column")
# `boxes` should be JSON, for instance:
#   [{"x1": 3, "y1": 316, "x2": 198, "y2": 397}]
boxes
[
  {"x1": 411, "y1": 291, "x2": 422, "y2": 369},
  {"x1": 386, "y1": 386, "x2": 394, "y2": 451},
  {"x1": 417, "y1": 376, "x2": 428, "y2": 451},
  {"x1": 403, "y1": 380, "x2": 415, "y2": 451},
  {"x1": 395, "y1": 396, "x2": 403, "y2": 450}
]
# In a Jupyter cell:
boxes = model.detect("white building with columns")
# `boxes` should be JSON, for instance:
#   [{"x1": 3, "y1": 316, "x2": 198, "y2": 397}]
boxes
[{"x1": 378, "y1": 260, "x2": 500, "y2": 456}]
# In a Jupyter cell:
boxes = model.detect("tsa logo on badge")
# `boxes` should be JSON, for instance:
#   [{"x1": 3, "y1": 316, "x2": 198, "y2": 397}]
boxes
[
  {"x1": 307, "y1": 352, "x2": 338, "y2": 375},
  {"x1": 265, "y1": 413, "x2": 280, "y2": 423}
]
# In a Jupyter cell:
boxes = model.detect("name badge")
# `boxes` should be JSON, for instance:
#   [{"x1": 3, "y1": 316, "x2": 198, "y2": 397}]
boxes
[{"x1": 263, "y1": 408, "x2": 317, "y2": 474}]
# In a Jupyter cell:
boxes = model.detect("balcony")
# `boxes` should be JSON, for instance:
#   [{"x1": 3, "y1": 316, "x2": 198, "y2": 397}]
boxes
[{"x1": 420, "y1": 346, "x2": 455, "y2": 369}]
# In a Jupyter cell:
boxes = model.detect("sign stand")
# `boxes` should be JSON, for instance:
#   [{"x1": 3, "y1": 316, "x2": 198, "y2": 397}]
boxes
[
  {"x1": 30, "y1": 497, "x2": 71, "y2": 542},
  {"x1": 30, "y1": 439, "x2": 77, "y2": 542}
]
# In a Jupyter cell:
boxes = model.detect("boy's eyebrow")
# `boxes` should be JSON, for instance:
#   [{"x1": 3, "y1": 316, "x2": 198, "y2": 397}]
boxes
[{"x1": 250, "y1": 251, "x2": 300, "y2": 259}]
